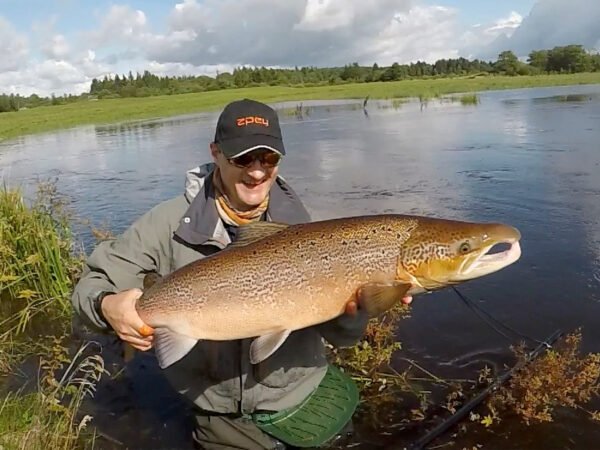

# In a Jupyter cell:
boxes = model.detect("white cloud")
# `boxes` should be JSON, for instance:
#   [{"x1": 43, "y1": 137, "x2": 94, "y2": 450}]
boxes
[
  {"x1": 2, "y1": 0, "x2": 600, "y2": 97},
  {"x1": 142, "y1": 0, "x2": 459, "y2": 67},
  {"x1": 372, "y1": 6, "x2": 460, "y2": 64},
  {"x1": 294, "y1": 0, "x2": 362, "y2": 31},
  {"x1": 460, "y1": 10, "x2": 523, "y2": 59},
  {"x1": 474, "y1": 0, "x2": 600, "y2": 60},
  {"x1": 0, "y1": 61, "x2": 88, "y2": 96},
  {"x1": 0, "y1": 16, "x2": 29, "y2": 72},
  {"x1": 145, "y1": 61, "x2": 236, "y2": 78},
  {"x1": 0, "y1": 37, "x2": 111, "y2": 96},
  {"x1": 41, "y1": 34, "x2": 70, "y2": 59},
  {"x1": 88, "y1": 5, "x2": 148, "y2": 46},
  {"x1": 486, "y1": 11, "x2": 522, "y2": 36}
]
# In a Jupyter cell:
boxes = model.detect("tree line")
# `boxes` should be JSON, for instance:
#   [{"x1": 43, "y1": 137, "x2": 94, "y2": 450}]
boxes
[
  {"x1": 2, "y1": 44, "x2": 599, "y2": 112},
  {"x1": 86, "y1": 44, "x2": 600, "y2": 99},
  {"x1": 0, "y1": 92, "x2": 83, "y2": 113}
]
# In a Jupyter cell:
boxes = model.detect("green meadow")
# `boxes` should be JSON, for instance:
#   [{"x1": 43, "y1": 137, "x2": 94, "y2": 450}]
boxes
[{"x1": 2, "y1": 72, "x2": 600, "y2": 142}]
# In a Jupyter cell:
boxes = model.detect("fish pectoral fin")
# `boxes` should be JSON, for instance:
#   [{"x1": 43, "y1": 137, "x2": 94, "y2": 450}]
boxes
[
  {"x1": 228, "y1": 222, "x2": 289, "y2": 249},
  {"x1": 249, "y1": 330, "x2": 291, "y2": 365},
  {"x1": 357, "y1": 282, "x2": 412, "y2": 317},
  {"x1": 154, "y1": 328, "x2": 199, "y2": 369}
]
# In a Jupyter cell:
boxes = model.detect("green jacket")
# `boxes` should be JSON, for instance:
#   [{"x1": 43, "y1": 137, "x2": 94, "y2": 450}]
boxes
[{"x1": 71, "y1": 163, "x2": 368, "y2": 414}]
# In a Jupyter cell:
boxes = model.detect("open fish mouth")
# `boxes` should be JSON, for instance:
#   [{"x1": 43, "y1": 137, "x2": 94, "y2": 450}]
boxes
[
  {"x1": 477, "y1": 241, "x2": 521, "y2": 264},
  {"x1": 460, "y1": 239, "x2": 522, "y2": 280}
]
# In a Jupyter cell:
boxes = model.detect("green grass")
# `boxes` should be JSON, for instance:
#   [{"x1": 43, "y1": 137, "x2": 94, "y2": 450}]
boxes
[
  {"x1": 0, "y1": 182, "x2": 85, "y2": 371},
  {"x1": 0, "y1": 342, "x2": 104, "y2": 450},
  {"x1": 0, "y1": 183, "x2": 83, "y2": 315},
  {"x1": 459, "y1": 93, "x2": 480, "y2": 105},
  {"x1": 2, "y1": 72, "x2": 600, "y2": 141},
  {"x1": 0, "y1": 183, "x2": 101, "y2": 450}
]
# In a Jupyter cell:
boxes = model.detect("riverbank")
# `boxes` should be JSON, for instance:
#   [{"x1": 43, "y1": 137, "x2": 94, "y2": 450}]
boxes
[
  {"x1": 0, "y1": 183, "x2": 101, "y2": 449},
  {"x1": 2, "y1": 72, "x2": 600, "y2": 142}
]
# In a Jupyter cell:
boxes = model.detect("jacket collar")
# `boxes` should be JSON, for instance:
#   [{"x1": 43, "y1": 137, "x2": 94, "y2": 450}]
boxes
[{"x1": 174, "y1": 163, "x2": 310, "y2": 249}]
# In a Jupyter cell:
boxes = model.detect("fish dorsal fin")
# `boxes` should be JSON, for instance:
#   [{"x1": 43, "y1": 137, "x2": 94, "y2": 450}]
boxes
[
  {"x1": 154, "y1": 328, "x2": 199, "y2": 369},
  {"x1": 249, "y1": 329, "x2": 291, "y2": 364},
  {"x1": 228, "y1": 222, "x2": 289, "y2": 249},
  {"x1": 357, "y1": 282, "x2": 412, "y2": 317},
  {"x1": 143, "y1": 271, "x2": 163, "y2": 290}
]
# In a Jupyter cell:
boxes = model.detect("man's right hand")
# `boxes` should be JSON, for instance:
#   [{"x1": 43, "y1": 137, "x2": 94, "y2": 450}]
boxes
[{"x1": 100, "y1": 289, "x2": 155, "y2": 351}]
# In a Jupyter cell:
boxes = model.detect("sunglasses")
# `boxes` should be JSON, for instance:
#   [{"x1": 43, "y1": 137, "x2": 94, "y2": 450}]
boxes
[{"x1": 227, "y1": 149, "x2": 282, "y2": 168}]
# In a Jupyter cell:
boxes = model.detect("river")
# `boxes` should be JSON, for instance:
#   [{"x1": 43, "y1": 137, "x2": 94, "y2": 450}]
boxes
[{"x1": 1, "y1": 84, "x2": 600, "y2": 449}]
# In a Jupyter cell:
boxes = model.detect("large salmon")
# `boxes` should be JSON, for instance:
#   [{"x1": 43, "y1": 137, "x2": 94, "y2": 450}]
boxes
[{"x1": 135, "y1": 214, "x2": 522, "y2": 368}]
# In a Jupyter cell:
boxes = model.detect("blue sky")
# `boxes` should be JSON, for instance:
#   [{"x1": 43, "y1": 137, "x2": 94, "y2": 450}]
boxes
[
  {"x1": 432, "y1": 0, "x2": 536, "y2": 25},
  {"x1": 0, "y1": 0, "x2": 598, "y2": 96},
  {"x1": 2, "y1": 0, "x2": 168, "y2": 30}
]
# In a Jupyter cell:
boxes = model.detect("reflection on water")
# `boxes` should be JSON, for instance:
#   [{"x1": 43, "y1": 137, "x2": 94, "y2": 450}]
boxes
[{"x1": 2, "y1": 83, "x2": 600, "y2": 448}]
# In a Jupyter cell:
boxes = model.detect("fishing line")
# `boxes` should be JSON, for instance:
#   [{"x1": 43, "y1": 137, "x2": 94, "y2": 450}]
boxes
[{"x1": 451, "y1": 286, "x2": 546, "y2": 347}]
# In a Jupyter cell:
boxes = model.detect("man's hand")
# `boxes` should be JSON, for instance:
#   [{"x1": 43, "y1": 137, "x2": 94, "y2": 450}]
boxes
[
  {"x1": 344, "y1": 295, "x2": 413, "y2": 316},
  {"x1": 101, "y1": 289, "x2": 155, "y2": 351}
]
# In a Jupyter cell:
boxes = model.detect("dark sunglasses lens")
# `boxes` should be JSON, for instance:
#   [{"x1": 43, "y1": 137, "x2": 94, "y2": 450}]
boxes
[
  {"x1": 231, "y1": 151, "x2": 280, "y2": 167},
  {"x1": 232, "y1": 153, "x2": 255, "y2": 167},
  {"x1": 261, "y1": 152, "x2": 281, "y2": 166}
]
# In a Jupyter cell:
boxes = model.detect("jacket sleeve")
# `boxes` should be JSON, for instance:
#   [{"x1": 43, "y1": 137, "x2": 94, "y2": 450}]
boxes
[{"x1": 71, "y1": 202, "x2": 173, "y2": 331}]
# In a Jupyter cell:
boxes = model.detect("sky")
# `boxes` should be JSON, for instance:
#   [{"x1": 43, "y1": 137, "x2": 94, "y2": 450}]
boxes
[{"x1": 1, "y1": 0, "x2": 599, "y2": 97}]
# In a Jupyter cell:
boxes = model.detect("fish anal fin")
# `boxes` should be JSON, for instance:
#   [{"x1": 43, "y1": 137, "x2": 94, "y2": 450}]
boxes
[
  {"x1": 154, "y1": 328, "x2": 199, "y2": 369},
  {"x1": 357, "y1": 282, "x2": 412, "y2": 317},
  {"x1": 249, "y1": 329, "x2": 291, "y2": 365},
  {"x1": 229, "y1": 222, "x2": 289, "y2": 249}
]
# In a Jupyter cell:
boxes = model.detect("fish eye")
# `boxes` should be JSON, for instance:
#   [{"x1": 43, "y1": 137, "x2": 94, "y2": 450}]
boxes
[{"x1": 459, "y1": 242, "x2": 471, "y2": 254}]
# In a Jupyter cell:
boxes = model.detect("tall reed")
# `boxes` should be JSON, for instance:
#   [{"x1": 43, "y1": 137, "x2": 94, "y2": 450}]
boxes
[
  {"x1": 460, "y1": 93, "x2": 480, "y2": 105},
  {"x1": 1, "y1": 183, "x2": 101, "y2": 450},
  {"x1": 0, "y1": 182, "x2": 83, "y2": 323},
  {"x1": 1, "y1": 181, "x2": 85, "y2": 374}
]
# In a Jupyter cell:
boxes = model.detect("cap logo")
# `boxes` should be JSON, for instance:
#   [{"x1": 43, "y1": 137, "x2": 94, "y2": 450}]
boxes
[{"x1": 236, "y1": 116, "x2": 270, "y2": 127}]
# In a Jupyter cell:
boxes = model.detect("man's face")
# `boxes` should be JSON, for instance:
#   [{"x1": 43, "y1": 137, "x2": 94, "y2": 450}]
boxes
[{"x1": 211, "y1": 143, "x2": 280, "y2": 211}]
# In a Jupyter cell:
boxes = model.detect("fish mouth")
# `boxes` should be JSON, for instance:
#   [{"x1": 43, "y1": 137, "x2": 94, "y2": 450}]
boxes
[
  {"x1": 408, "y1": 223, "x2": 522, "y2": 291},
  {"x1": 457, "y1": 238, "x2": 522, "y2": 281}
]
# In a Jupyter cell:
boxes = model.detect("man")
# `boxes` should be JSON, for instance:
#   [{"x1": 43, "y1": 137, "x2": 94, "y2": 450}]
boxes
[{"x1": 72, "y1": 98, "x2": 410, "y2": 449}]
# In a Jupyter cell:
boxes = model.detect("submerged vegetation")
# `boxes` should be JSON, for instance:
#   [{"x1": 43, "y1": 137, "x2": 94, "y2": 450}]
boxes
[{"x1": 459, "y1": 93, "x2": 480, "y2": 105}]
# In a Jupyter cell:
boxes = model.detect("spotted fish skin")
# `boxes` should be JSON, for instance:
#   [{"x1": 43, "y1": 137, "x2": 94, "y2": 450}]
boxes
[{"x1": 135, "y1": 214, "x2": 521, "y2": 345}]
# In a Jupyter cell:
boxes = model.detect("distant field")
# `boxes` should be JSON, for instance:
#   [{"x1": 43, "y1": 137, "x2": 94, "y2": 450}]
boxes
[{"x1": 2, "y1": 72, "x2": 600, "y2": 142}]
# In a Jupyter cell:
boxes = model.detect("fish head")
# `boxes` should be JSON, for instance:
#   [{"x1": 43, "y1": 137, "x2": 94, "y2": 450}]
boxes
[{"x1": 399, "y1": 218, "x2": 522, "y2": 292}]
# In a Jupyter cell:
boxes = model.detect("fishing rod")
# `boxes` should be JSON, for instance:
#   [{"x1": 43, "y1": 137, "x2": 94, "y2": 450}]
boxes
[{"x1": 406, "y1": 328, "x2": 563, "y2": 450}]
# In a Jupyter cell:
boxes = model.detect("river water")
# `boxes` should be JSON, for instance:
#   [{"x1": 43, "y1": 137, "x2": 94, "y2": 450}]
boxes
[{"x1": 1, "y1": 85, "x2": 600, "y2": 449}]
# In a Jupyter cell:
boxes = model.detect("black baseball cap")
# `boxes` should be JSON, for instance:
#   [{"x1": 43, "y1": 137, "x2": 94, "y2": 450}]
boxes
[{"x1": 213, "y1": 99, "x2": 286, "y2": 158}]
